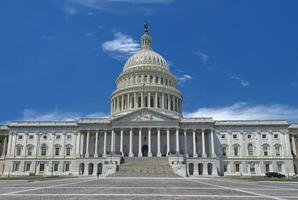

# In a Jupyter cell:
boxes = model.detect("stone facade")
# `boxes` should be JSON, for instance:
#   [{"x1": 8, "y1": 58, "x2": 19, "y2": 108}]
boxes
[{"x1": 0, "y1": 24, "x2": 297, "y2": 177}]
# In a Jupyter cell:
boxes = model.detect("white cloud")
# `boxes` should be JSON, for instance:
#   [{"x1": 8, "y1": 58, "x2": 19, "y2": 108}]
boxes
[
  {"x1": 184, "y1": 102, "x2": 298, "y2": 122},
  {"x1": 63, "y1": 6, "x2": 78, "y2": 16},
  {"x1": 17, "y1": 109, "x2": 108, "y2": 121},
  {"x1": 195, "y1": 52, "x2": 209, "y2": 64},
  {"x1": 102, "y1": 32, "x2": 140, "y2": 60},
  {"x1": 229, "y1": 74, "x2": 250, "y2": 87},
  {"x1": 176, "y1": 74, "x2": 193, "y2": 85}
]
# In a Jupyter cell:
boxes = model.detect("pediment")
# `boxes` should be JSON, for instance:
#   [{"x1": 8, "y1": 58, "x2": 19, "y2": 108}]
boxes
[{"x1": 112, "y1": 109, "x2": 178, "y2": 123}]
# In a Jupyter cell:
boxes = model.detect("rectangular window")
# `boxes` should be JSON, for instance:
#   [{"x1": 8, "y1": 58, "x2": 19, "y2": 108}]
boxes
[
  {"x1": 235, "y1": 164, "x2": 240, "y2": 172},
  {"x1": 250, "y1": 164, "x2": 255, "y2": 174},
  {"x1": 56, "y1": 135, "x2": 61, "y2": 140},
  {"x1": 29, "y1": 135, "x2": 34, "y2": 140},
  {"x1": 16, "y1": 147, "x2": 21, "y2": 156},
  {"x1": 54, "y1": 163, "x2": 59, "y2": 171},
  {"x1": 25, "y1": 163, "x2": 31, "y2": 172},
  {"x1": 224, "y1": 164, "x2": 228, "y2": 172},
  {"x1": 262, "y1": 134, "x2": 267, "y2": 139},
  {"x1": 265, "y1": 164, "x2": 270, "y2": 173},
  {"x1": 66, "y1": 148, "x2": 71, "y2": 156},
  {"x1": 65, "y1": 163, "x2": 70, "y2": 172},
  {"x1": 274, "y1": 134, "x2": 279, "y2": 139},
  {"x1": 55, "y1": 148, "x2": 60, "y2": 156},
  {"x1": 67, "y1": 135, "x2": 71, "y2": 140},
  {"x1": 221, "y1": 134, "x2": 226, "y2": 139},
  {"x1": 234, "y1": 147, "x2": 239, "y2": 156},
  {"x1": 18, "y1": 135, "x2": 23, "y2": 140},
  {"x1": 223, "y1": 147, "x2": 227, "y2": 156},
  {"x1": 14, "y1": 162, "x2": 20, "y2": 172},
  {"x1": 233, "y1": 134, "x2": 237, "y2": 139},
  {"x1": 39, "y1": 164, "x2": 45, "y2": 172},
  {"x1": 277, "y1": 163, "x2": 282, "y2": 172}
]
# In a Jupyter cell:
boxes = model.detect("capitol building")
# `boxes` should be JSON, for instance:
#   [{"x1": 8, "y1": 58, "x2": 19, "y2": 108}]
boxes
[{"x1": 0, "y1": 24, "x2": 297, "y2": 177}]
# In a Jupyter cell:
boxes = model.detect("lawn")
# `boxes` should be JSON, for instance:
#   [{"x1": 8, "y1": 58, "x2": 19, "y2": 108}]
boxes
[{"x1": 224, "y1": 176, "x2": 298, "y2": 182}]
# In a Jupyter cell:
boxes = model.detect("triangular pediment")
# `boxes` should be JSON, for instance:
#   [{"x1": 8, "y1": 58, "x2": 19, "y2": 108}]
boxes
[{"x1": 112, "y1": 108, "x2": 179, "y2": 123}]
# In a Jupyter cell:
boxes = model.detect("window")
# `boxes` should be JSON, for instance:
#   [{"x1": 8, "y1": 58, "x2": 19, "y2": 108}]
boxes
[
  {"x1": 248, "y1": 144, "x2": 254, "y2": 156},
  {"x1": 275, "y1": 145, "x2": 281, "y2": 156},
  {"x1": 54, "y1": 163, "x2": 59, "y2": 171},
  {"x1": 66, "y1": 147, "x2": 71, "y2": 156},
  {"x1": 39, "y1": 163, "x2": 45, "y2": 172},
  {"x1": 18, "y1": 135, "x2": 23, "y2": 140},
  {"x1": 25, "y1": 163, "x2": 31, "y2": 172},
  {"x1": 14, "y1": 162, "x2": 20, "y2": 172},
  {"x1": 277, "y1": 163, "x2": 282, "y2": 172},
  {"x1": 250, "y1": 163, "x2": 256, "y2": 174},
  {"x1": 67, "y1": 135, "x2": 72, "y2": 140},
  {"x1": 65, "y1": 163, "x2": 70, "y2": 172},
  {"x1": 27, "y1": 146, "x2": 33, "y2": 156},
  {"x1": 221, "y1": 134, "x2": 226, "y2": 139},
  {"x1": 262, "y1": 134, "x2": 267, "y2": 139},
  {"x1": 234, "y1": 146, "x2": 239, "y2": 156},
  {"x1": 41, "y1": 144, "x2": 47, "y2": 156},
  {"x1": 43, "y1": 135, "x2": 47, "y2": 140},
  {"x1": 55, "y1": 147, "x2": 60, "y2": 156},
  {"x1": 56, "y1": 135, "x2": 61, "y2": 140},
  {"x1": 265, "y1": 163, "x2": 270, "y2": 173},
  {"x1": 247, "y1": 134, "x2": 251, "y2": 139},
  {"x1": 263, "y1": 145, "x2": 269, "y2": 156},
  {"x1": 274, "y1": 134, "x2": 279, "y2": 139},
  {"x1": 29, "y1": 135, "x2": 34, "y2": 140},
  {"x1": 233, "y1": 134, "x2": 237, "y2": 139},
  {"x1": 16, "y1": 146, "x2": 22, "y2": 156},
  {"x1": 222, "y1": 146, "x2": 227, "y2": 156},
  {"x1": 235, "y1": 164, "x2": 240, "y2": 172},
  {"x1": 224, "y1": 164, "x2": 228, "y2": 172}
]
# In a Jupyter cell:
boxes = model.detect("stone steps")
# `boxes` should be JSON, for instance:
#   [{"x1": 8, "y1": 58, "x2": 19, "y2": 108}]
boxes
[{"x1": 110, "y1": 157, "x2": 178, "y2": 177}]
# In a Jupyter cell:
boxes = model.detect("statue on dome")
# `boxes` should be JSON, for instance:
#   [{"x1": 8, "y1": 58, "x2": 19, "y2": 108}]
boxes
[{"x1": 144, "y1": 21, "x2": 149, "y2": 33}]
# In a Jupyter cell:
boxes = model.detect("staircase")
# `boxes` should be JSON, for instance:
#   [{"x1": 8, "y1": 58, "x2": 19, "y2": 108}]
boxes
[{"x1": 110, "y1": 157, "x2": 178, "y2": 177}]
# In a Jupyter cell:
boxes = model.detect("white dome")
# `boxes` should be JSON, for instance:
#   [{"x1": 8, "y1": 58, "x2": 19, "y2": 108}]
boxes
[{"x1": 123, "y1": 48, "x2": 169, "y2": 71}]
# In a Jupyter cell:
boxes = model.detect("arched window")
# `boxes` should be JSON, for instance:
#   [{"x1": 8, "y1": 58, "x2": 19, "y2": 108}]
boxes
[
  {"x1": 27, "y1": 145, "x2": 34, "y2": 156},
  {"x1": 15, "y1": 145, "x2": 23, "y2": 156},
  {"x1": 222, "y1": 144, "x2": 228, "y2": 156},
  {"x1": 275, "y1": 144, "x2": 281, "y2": 156},
  {"x1": 248, "y1": 144, "x2": 254, "y2": 156},
  {"x1": 55, "y1": 144, "x2": 61, "y2": 156},
  {"x1": 66, "y1": 145, "x2": 72, "y2": 156},
  {"x1": 41, "y1": 144, "x2": 47, "y2": 156},
  {"x1": 262, "y1": 144, "x2": 270, "y2": 156},
  {"x1": 233, "y1": 144, "x2": 239, "y2": 156}
]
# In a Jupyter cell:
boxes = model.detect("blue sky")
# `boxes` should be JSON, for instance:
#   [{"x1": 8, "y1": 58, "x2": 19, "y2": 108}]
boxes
[{"x1": 1, "y1": 0, "x2": 298, "y2": 123}]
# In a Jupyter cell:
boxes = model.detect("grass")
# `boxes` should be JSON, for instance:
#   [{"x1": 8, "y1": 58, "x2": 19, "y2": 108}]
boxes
[
  {"x1": 0, "y1": 175, "x2": 76, "y2": 181},
  {"x1": 223, "y1": 176, "x2": 298, "y2": 182}
]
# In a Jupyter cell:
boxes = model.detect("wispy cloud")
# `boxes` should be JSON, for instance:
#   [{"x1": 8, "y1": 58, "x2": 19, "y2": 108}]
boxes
[
  {"x1": 195, "y1": 52, "x2": 209, "y2": 64},
  {"x1": 176, "y1": 74, "x2": 193, "y2": 85},
  {"x1": 66, "y1": 0, "x2": 176, "y2": 14},
  {"x1": 102, "y1": 32, "x2": 140, "y2": 60},
  {"x1": 13, "y1": 109, "x2": 108, "y2": 122},
  {"x1": 63, "y1": 6, "x2": 78, "y2": 16},
  {"x1": 184, "y1": 102, "x2": 298, "y2": 122},
  {"x1": 228, "y1": 73, "x2": 250, "y2": 87}
]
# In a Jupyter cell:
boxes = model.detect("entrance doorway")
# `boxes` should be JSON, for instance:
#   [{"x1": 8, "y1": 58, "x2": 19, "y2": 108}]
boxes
[
  {"x1": 97, "y1": 163, "x2": 103, "y2": 175},
  {"x1": 142, "y1": 145, "x2": 148, "y2": 157}
]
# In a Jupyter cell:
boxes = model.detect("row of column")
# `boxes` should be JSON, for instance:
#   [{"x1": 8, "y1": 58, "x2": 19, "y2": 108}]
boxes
[
  {"x1": 81, "y1": 128, "x2": 216, "y2": 158},
  {"x1": 111, "y1": 92, "x2": 182, "y2": 114}
]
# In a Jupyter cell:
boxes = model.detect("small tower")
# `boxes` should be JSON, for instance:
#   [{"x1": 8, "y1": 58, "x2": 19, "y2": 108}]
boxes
[{"x1": 141, "y1": 21, "x2": 152, "y2": 49}]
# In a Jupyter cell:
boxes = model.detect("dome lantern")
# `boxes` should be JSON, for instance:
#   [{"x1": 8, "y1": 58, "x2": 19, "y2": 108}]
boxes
[{"x1": 141, "y1": 21, "x2": 152, "y2": 49}]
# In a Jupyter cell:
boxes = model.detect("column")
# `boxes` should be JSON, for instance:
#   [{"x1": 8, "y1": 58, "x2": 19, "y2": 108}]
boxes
[
  {"x1": 184, "y1": 129, "x2": 188, "y2": 157},
  {"x1": 35, "y1": 133, "x2": 40, "y2": 157},
  {"x1": 202, "y1": 129, "x2": 207, "y2": 157},
  {"x1": 176, "y1": 129, "x2": 179, "y2": 154},
  {"x1": 117, "y1": 96, "x2": 120, "y2": 112},
  {"x1": 111, "y1": 130, "x2": 115, "y2": 153},
  {"x1": 62, "y1": 132, "x2": 66, "y2": 158},
  {"x1": 85, "y1": 131, "x2": 89, "y2": 157},
  {"x1": 120, "y1": 129, "x2": 123, "y2": 156},
  {"x1": 75, "y1": 131, "x2": 80, "y2": 157},
  {"x1": 138, "y1": 129, "x2": 142, "y2": 157},
  {"x1": 192, "y1": 130, "x2": 198, "y2": 157},
  {"x1": 121, "y1": 95, "x2": 124, "y2": 110},
  {"x1": 157, "y1": 128, "x2": 161, "y2": 157},
  {"x1": 94, "y1": 131, "x2": 98, "y2": 157},
  {"x1": 2, "y1": 136, "x2": 7, "y2": 158},
  {"x1": 134, "y1": 92, "x2": 137, "y2": 108},
  {"x1": 148, "y1": 128, "x2": 152, "y2": 157},
  {"x1": 285, "y1": 132, "x2": 291, "y2": 157},
  {"x1": 148, "y1": 92, "x2": 151, "y2": 108},
  {"x1": 52, "y1": 132, "x2": 56, "y2": 158},
  {"x1": 6, "y1": 133, "x2": 12, "y2": 157},
  {"x1": 103, "y1": 130, "x2": 107, "y2": 157},
  {"x1": 155, "y1": 92, "x2": 158, "y2": 108},
  {"x1": 211, "y1": 129, "x2": 216, "y2": 157},
  {"x1": 292, "y1": 135, "x2": 297, "y2": 157},
  {"x1": 129, "y1": 129, "x2": 134, "y2": 157},
  {"x1": 168, "y1": 94, "x2": 171, "y2": 110},
  {"x1": 162, "y1": 93, "x2": 165, "y2": 109},
  {"x1": 141, "y1": 92, "x2": 144, "y2": 108},
  {"x1": 167, "y1": 129, "x2": 170, "y2": 156},
  {"x1": 80, "y1": 133, "x2": 84, "y2": 157},
  {"x1": 269, "y1": 131, "x2": 274, "y2": 156}
]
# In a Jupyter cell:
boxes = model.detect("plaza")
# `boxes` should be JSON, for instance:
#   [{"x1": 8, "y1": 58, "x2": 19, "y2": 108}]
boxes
[{"x1": 0, "y1": 176, "x2": 297, "y2": 200}]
